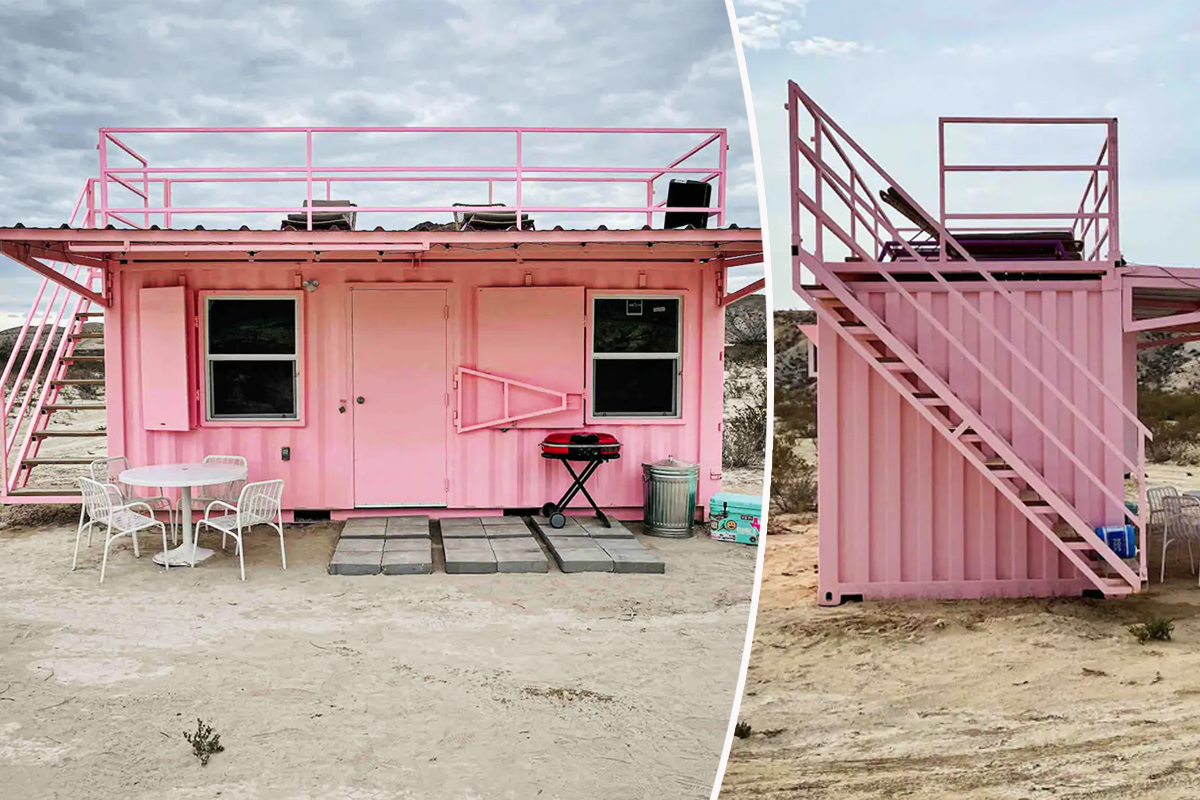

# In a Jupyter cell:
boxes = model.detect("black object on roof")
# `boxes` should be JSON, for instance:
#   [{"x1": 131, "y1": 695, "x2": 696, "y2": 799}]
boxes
[{"x1": 663, "y1": 179, "x2": 711, "y2": 230}]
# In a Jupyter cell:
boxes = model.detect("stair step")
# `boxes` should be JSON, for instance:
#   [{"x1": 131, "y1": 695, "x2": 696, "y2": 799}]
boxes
[
  {"x1": 960, "y1": 432, "x2": 983, "y2": 443},
  {"x1": 69, "y1": 332, "x2": 104, "y2": 340},
  {"x1": 42, "y1": 403, "x2": 106, "y2": 411},
  {"x1": 31, "y1": 430, "x2": 106, "y2": 439},
  {"x1": 62, "y1": 355, "x2": 104, "y2": 362},
  {"x1": 1018, "y1": 489, "x2": 1044, "y2": 504},
  {"x1": 877, "y1": 357, "x2": 912, "y2": 371},
  {"x1": 20, "y1": 457, "x2": 95, "y2": 466},
  {"x1": 1053, "y1": 521, "x2": 1085, "y2": 541},
  {"x1": 50, "y1": 379, "x2": 104, "y2": 386},
  {"x1": 841, "y1": 324, "x2": 878, "y2": 338},
  {"x1": 913, "y1": 393, "x2": 949, "y2": 406},
  {"x1": 75, "y1": 312, "x2": 103, "y2": 319},
  {"x1": 1099, "y1": 577, "x2": 1134, "y2": 595},
  {"x1": 985, "y1": 458, "x2": 1010, "y2": 470}
]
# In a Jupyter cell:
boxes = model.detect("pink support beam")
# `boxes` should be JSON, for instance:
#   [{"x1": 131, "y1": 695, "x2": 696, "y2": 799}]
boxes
[
  {"x1": 0, "y1": 244, "x2": 108, "y2": 307},
  {"x1": 720, "y1": 277, "x2": 765, "y2": 307}
]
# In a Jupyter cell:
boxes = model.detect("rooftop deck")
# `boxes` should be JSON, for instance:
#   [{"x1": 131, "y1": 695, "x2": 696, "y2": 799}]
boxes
[
  {"x1": 788, "y1": 81, "x2": 1119, "y2": 273},
  {"x1": 76, "y1": 125, "x2": 730, "y2": 233}
]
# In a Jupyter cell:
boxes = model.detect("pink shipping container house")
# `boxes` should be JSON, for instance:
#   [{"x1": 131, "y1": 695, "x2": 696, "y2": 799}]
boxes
[
  {"x1": 0, "y1": 126, "x2": 763, "y2": 523},
  {"x1": 789, "y1": 81, "x2": 1199, "y2": 605}
]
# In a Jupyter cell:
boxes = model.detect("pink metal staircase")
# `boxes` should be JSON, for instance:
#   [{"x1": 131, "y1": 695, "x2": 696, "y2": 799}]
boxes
[
  {"x1": 789, "y1": 81, "x2": 1149, "y2": 597},
  {"x1": 1, "y1": 186, "x2": 107, "y2": 502}
]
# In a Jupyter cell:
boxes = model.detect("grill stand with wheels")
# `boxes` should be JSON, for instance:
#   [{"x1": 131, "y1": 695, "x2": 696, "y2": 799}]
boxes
[{"x1": 539, "y1": 433, "x2": 621, "y2": 530}]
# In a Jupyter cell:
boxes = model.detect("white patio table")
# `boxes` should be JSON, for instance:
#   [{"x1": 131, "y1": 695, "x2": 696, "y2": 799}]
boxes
[{"x1": 120, "y1": 463, "x2": 248, "y2": 567}]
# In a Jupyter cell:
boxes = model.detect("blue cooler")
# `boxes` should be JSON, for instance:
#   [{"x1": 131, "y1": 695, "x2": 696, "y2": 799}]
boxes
[
  {"x1": 709, "y1": 493, "x2": 763, "y2": 545},
  {"x1": 1095, "y1": 524, "x2": 1138, "y2": 559}
]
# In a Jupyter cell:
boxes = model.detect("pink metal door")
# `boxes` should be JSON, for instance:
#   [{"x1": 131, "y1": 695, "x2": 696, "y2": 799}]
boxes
[{"x1": 351, "y1": 289, "x2": 448, "y2": 507}]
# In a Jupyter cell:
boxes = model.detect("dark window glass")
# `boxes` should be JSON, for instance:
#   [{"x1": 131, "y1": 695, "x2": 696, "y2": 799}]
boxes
[
  {"x1": 593, "y1": 298, "x2": 679, "y2": 354},
  {"x1": 210, "y1": 361, "x2": 296, "y2": 418},
  {"x1": 593, "y1": 359, "x2": 677, "y2": 415},
  {"x1": 208, "y1": 299, "x2": 296, "y2": 355}
]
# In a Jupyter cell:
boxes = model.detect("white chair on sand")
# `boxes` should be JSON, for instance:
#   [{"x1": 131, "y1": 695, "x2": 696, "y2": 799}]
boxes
[
  {"x1": 90, "y1": 457, "x2": 175, "y2": 542},
  {"x1": 174, "y1": 455, "x2": 248, "y2": 538},
  {"x1": 74, "y1": 477, "x2": 170, "y2": 584},
  {"x1": 1159, "y1": 492, "x2": 1200, "y2": 583},
  {"x1": 193, "y1": 479, "x2": 286, "y2": 581}
]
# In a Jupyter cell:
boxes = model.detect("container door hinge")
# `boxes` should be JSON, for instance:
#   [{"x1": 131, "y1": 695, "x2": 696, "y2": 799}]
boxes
[
  {"x1": 444, "y1": 305, "x2": 449, "y2": 319},
  {"x1": 444, "y1": 478, "x2": 450, "y2": 493},
  {"x1": 444, "y1": 392, "x2": 449, "y2": 407}
]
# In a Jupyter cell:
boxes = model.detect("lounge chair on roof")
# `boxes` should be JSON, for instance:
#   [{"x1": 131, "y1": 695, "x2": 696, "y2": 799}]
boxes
[
  {"x1": 281, "y1": 199, "x2": 357, "y2": 231},
  {"x1": 877, "y1": 186, "x2": 1084, "y2": 262},
  {"x1": 452, "y1": 203, "x2": 534, "y2": 231}
]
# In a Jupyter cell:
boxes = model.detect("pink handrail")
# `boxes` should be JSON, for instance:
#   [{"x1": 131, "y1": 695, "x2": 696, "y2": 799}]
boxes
[
  {"x1": 1, "y1": 183, "x2": 97, "y2": 494},
  {"x1": 94, "y1": 126, "x2": 728, "y2": 230}
]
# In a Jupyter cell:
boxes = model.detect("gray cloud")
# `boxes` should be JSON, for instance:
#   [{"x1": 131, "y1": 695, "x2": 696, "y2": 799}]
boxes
[{"x1": 0, "y1": 0, "x2": 762, "y2": 303}]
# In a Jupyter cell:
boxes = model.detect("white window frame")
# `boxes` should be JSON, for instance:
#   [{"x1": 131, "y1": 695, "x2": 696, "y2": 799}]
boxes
[
  {"x1": 589, "y1": 294, "x2": 682, "y2": 419},
  {"x1": 203, "y1": 294, "x2": 301, "y2": 422}
]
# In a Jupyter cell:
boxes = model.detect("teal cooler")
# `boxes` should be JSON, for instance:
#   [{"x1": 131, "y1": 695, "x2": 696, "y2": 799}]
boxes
[{"x1": 709, "y1": 493, "x2": 763, "y2": 545}]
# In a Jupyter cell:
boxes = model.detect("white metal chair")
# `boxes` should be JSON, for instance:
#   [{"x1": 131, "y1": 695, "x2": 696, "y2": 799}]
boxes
[
  {"x1": 1147, "y1": 485, "x2": 1198, "y2": 532},
  {"x1": 175, "y1": 455, "x2": 247, "y2": 546},
  {"x1": 193, "y1": 479, "x2": 286, "y2": 581},
  {"x1": 74, "y1": 477, "x2": 170, "y2": 584},
  {"x1": 90, "y1": 457, "x2": 176, "y2": 542},
  {"x1": 1159, "y1": 493, "x2": 1200, "y2": 583}
]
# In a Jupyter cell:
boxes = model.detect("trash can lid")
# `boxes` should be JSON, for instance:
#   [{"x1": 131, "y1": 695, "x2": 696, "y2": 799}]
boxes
[{"x1": 642, "y1": 456, "x2": 699, "y2": 474}]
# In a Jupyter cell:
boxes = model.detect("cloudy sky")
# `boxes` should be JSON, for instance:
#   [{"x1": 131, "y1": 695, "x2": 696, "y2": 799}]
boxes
[
  {"x1": 738, "y1": 0, "x2": 1200, "y2": 307},
  {"x1": 0, "y1": 0, "x2": 758, "y2": 327}
]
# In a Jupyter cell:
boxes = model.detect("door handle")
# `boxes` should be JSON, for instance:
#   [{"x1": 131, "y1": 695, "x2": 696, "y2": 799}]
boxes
[{"x1": 356, "y1": 396, "x2": 365, "y2": 404}]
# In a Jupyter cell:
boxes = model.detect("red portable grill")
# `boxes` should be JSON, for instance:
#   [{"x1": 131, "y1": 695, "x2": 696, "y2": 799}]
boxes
[{"x1": 539, "y1": 432, "x2": 621, "y2": 529}]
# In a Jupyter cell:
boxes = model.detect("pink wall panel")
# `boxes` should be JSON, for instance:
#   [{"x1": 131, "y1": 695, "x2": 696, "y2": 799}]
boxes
[
  {"x1": 109, "y1": 260, "x2": 723, "y2": 515},
  {"x1": 818, "y1": 279, "x2": 1127, "y2": 604},
  {"x1": 136, "y1": 286, "x2": 190, "y2": 432},
  {"x1": 473, "y1": 286, "x2": 585, "y2": 429}
]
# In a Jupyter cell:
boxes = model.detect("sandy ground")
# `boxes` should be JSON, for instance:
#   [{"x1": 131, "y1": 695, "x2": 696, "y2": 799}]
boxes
[
  {"x1": 720, "y1": 514, "x2": 1200, "y2": 800},
  {"x1": 0, "y1": 518, "x2": 756, "y2": 800}
]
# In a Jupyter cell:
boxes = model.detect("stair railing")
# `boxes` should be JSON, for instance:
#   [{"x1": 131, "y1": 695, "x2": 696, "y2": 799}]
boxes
[{"x1": 788, "y1": 80, "x2": 1148, "y2": 581}]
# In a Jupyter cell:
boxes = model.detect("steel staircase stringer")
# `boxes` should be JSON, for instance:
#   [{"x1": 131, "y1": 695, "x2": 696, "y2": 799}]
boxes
[
  {"x1": 15, "y1": 270, "x2": 100, "y2": 490},
  {"x1": 795, "y1": 255, "x2": 1140, "y2": 595}
]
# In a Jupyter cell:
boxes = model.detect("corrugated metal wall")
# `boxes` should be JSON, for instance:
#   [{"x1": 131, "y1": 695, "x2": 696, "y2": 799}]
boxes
[
  {"x1": 817, "y1": 281, "x2": 1128, "y2": 603},
  {"x1": 108, "y1": 260, "x2": 724, "y2": 514}
]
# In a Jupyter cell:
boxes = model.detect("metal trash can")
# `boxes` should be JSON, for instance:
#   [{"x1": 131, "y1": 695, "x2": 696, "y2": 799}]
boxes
[{"x1": 642, "y1": 457, "x2": 699, "y2": 537}]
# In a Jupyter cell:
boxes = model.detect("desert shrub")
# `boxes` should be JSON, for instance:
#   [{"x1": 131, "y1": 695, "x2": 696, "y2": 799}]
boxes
[
  {"x1": 1139, "y1": 389, "x2": 1200, "y2": 464},
  {"x1": 770, "y1": 433, "x2": 818, "y2": 513},
  {"x1": 724, "y1": 374, "x2": 767, "y2": 468},
  {"x1": 774, "y1": 383, "x2": 817, "y2": 439},
  {"x1": 183, "y1": 718, "x2": 225, "y2": 766},
  {"x1": 1138, "y1": 335, "x2": 1191, "y2": 391},
  {"x1": 726, "y1": 297, "x2": 767, "y2": 367},
  {"x1": 734, "y1": 720, "x2": 752, "y2": 739},
  {"x1": 1129, "y1": 618, "x2": 1174, "y2": 644}
]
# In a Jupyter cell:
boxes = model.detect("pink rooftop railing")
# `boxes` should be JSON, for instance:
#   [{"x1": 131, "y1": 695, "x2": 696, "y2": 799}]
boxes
[
  {"x1": 938, "y1": 117, "x2": 1118, "y2": 262},
  {"x1": 90, "y1": 126, "x2": 729, "y2": 231}
]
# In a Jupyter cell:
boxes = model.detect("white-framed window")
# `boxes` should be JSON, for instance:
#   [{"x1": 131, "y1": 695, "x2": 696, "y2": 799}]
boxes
[
  {"x1": 204, "y1": 295, "x2": 300, "y2": 420},
  {"x1": 590, "y1": 295, "x2": 681, "y2": 417}
]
